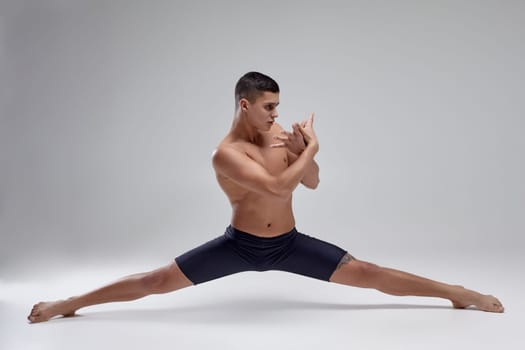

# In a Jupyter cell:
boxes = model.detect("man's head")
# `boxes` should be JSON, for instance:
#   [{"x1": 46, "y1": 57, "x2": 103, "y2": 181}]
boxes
[
  {"x1": 235, "y1": 72, "x2": 280, "y2": 109},
  {"x1": 235, "y1": 72, "x2": 280, "y2": 131}
]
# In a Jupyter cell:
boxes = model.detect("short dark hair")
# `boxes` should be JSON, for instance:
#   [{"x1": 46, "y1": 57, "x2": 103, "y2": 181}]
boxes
[{"x1": 234, "y1": 71, "x2": 279, "y2": 108}]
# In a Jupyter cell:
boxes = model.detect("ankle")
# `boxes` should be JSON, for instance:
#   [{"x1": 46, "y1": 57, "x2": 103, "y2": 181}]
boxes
[{"x1": 64, "y1": 296, "x2": 80, "y2": 312}]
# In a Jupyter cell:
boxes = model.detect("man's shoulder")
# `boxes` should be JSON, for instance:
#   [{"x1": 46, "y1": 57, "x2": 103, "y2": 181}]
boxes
[
  {"x1": 212, "y1": 142, "x2": 245, "y2": 167},
  {"x1": 214, "y1": 139, "x2": 246, "y2": 155},
  {"x1": 272, "y1": 122, "x2": 285, "y2": 133}
]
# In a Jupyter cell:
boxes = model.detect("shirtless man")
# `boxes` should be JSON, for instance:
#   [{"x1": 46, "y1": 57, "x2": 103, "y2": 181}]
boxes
[{"x1": 28, "y1": 72, "x2": 503, "y2": 323}]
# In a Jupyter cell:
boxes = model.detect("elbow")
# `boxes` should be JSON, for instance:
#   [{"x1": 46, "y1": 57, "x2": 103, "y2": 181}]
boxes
[
  {"x1": 310, "y1": 178, "x2": 320, "y2": 189},
  {"x1": 302, "y1": 177, "x2": 320, "y2": 190}
]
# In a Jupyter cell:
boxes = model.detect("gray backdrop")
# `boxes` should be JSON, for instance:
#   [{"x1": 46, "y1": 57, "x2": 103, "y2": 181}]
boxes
[{"x1": 1, "y1": 0, "x2": 524, "y2": 278}]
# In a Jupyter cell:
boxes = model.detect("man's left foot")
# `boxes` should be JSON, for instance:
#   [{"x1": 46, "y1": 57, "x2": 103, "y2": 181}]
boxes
[{"x1": 451, "y1": 286, "x2": 504, "y2": 313}]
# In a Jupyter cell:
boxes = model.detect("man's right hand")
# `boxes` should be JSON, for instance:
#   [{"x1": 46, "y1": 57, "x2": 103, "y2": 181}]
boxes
[{"x1": 297, "y1": 113, "x2": 319, "y2": 152}]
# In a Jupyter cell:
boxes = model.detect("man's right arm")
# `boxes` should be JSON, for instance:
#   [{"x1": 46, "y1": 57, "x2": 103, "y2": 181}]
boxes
[{"x1": 212, "y1": 141, "x2": 318, "y2": 201}]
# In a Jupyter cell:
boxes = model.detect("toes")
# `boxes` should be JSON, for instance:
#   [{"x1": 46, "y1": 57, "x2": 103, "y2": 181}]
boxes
[
  {"x1": 490, "y1": 297, "x2": 504, "y2": 312},
  {"x1": 487, "y1": 301, "x2": 504, "y2": 313},
  {"x1": 494, "y1": 303, "x2": 504, "y2": 313}
]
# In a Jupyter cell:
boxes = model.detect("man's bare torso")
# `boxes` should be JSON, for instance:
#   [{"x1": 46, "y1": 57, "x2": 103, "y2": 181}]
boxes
[{"x1": 214, "y1": 123, "x2": 295, "y2": 237}]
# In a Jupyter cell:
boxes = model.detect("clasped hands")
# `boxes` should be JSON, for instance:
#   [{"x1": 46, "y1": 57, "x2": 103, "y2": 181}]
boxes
[{"x1": 270, "y1": 113, "x2": 317, "y2": 154}]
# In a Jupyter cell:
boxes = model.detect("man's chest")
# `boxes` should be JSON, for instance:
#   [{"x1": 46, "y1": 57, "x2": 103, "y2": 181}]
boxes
[{"x1": 243, "y1": 143, "x2": 289, "y2": 175}]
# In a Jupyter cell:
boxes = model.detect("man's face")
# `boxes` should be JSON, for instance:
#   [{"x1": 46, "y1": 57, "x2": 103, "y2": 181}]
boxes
[{"x1": 243, "y1": 91, "x2": 280, "y2": 131}]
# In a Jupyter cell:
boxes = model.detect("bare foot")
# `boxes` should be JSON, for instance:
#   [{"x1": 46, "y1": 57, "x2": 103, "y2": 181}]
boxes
[
  {"x1": 28, "y1": 299, "x2": 77, "y2": 323},
  {"x1": 450, "y1": 286, "x2": 504, "y2": 313}
]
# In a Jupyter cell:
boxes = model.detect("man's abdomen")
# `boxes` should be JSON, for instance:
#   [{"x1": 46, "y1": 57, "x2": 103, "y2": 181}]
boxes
[{"x1": 230, "y1": 196, "x2": 295, "y2": 237}]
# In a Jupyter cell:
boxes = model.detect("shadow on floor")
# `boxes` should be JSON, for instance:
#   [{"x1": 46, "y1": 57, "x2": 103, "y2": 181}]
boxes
[{"x1": 47, "y1": 297, "x2": 458, "y2": 324}]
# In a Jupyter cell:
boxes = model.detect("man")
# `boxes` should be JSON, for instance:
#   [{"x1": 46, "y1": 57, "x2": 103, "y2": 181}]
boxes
[{"x1": 28, "y1": 72, "x2": 503, "y2": 323}]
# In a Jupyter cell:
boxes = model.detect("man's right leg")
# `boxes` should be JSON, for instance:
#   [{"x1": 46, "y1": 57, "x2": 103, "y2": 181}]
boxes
[{"x1": 28, "y1": 261, "x2": 193, "y2": 323}]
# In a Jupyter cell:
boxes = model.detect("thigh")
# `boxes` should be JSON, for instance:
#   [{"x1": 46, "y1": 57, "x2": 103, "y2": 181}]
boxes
[
  {"x1": 273, "y1": 232, "x2": 348, "y2": 281},
  {"x1": 144, "y1": 261, "x2": 195, "y2": 292},
  {"x1": 175, "y1": 235, "x2": 253, "y2": 285}
]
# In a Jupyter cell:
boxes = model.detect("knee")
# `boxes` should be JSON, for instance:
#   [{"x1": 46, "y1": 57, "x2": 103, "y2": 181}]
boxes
[
  {"x1": 354, "y1": 261, "x2": 382, "y2": 282},
  {"x1": 330, "y1": 259, "x2": 383, "y2": 287}
]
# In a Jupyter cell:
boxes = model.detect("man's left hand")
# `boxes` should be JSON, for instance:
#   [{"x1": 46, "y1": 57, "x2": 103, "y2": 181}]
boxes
[{"x1": 271, "y1": 122, "x2": 307, "y2": 154}]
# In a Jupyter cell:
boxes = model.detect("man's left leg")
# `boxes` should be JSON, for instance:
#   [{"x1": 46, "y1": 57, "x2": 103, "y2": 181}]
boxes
[{"x1": 329, "y1": 254, "x2": 504, "y2": 313}]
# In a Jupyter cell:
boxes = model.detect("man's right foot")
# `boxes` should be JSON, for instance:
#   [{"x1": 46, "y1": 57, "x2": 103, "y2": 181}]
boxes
[{"x1": 28, "y1": 299, "x2": 77, "y2": 323}]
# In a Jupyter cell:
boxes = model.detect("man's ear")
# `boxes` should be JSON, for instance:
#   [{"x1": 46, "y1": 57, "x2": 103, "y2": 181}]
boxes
[{"x1": 239, "y1": 98, "x2": 249, "y2": 112}]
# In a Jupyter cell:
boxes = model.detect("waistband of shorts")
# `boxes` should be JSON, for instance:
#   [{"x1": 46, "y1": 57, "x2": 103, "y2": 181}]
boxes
[{"x1": 225, "y1": 225, "x2": 298, "y2": 242}]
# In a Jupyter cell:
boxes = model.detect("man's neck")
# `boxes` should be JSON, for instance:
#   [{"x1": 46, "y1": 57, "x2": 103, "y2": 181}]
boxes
[{"x1": 230, "y1": 112, "x2": 261, "y2": 144}]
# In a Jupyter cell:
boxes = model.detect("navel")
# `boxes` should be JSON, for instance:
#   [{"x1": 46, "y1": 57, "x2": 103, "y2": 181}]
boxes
[{"x1": 267, "y1": 223, "x2": 272, "y2": 228}]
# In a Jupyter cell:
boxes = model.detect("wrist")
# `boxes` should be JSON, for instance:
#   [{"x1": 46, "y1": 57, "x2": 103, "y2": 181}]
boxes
[
  {"x1": 293, "y1": 147, "x2": 305, "y2": 156},
  {"x1": 306, "y1": 140, "x2": 319, "y2": 153}
]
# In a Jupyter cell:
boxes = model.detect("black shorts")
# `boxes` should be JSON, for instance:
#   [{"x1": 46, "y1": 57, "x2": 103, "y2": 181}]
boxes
[{"x1": 175, "y1": 225, "x2": 348, "y2": 285}]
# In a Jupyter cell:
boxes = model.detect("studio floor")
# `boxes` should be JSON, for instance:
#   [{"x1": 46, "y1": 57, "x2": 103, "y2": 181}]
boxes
[{"x1": 1, "y1": 254, "x2": 522, "y2": 350}]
